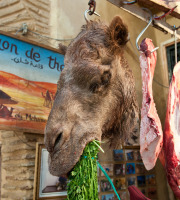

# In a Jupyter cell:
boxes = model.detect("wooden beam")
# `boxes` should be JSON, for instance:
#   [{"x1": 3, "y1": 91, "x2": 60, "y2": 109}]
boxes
[
  {"x1": 107, "y1": 0, "x2": 180, "y2": 39},
  {"x1": 138, "y1": 0, "x2": 180, "y2": 19}
]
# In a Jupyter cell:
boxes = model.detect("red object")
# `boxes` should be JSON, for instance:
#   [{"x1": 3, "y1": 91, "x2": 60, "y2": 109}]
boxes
[
  {"x1": 154, "y1": 5, "x2": 177, "y2": 20},
  {"x1": 139, "y1": 38, "x2": 163, "y2": 170},
  {"x1": 161, "y1": 62, "x2": 180, "y2": 198},
  {"x1": 128, "y1": 185, "x2": 151, "y2": 200}
]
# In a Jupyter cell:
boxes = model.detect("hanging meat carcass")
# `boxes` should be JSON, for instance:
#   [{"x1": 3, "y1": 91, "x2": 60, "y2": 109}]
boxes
[
  {"x1": 162, "y1": 61, "x2": 180, "y2": 198},
  {"x1": 139, "y1": 38, "x2": 163, "y2": 170}
]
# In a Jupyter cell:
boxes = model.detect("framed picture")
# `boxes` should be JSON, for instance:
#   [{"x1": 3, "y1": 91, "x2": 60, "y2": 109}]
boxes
[
  {"x1": 100, "y1": 179, "x2": 113, "y2": 192},
  {"x1": 126, "y1": 163, "x2": 136, "y2": 175},
  {"x1": 136, "y1": 163, "x2": 146, "y2": 174},
  {"x1": 146, "y1": 174, "x2": 156, "y2": 185},
  {"x1": 101, "y1": 193, "x2": 114, "y2": 200},
  {"x1": 147, "y1": 187, "x2": 157, "y2": 199},
  {"x1": 116, "y1": 191, "x2": 127, "y2": 200},
  {"x1": 101, "y1": 164, "x2": 113, "y2": 177},
  {"x1": 125, "y1": 150, "x2": 134, "y2": 161},
  {"x1": 134, "y1": 150, "x2": 142, "y2": 161},
  {"x1": 113, "y1": 149, "x2": 124, "y2": 161},
  {"x1": 137, "y1": 175, "x2": 146, "y2": 187},
  {"x1": 114, "y1": 177, "x2": 126, "y2": 190},
  {"x1": 0, "y1": 31, "x2": 64, "y2": 133},
  {"x1": 114, "y1": 164, "x2": 125, "y2": 176},
  {"x1": 127, "y1": 176, "x2": 136, "y2": 186},
  {"x1": 33, "y1": 143, "x2": 67, "y2": 200}
]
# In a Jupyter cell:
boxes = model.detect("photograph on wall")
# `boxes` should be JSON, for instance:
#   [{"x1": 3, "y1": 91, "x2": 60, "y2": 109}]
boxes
[
  {"x1": 137, "y1": 175, "x2": 146, "y2": 187},
  {"x1": 147, "y1": 188, "x2": 157, "y2": 199},
  {"x1": 113, "y1": 149, "x2": 124, "y2": 161},
  {"x1": 136, "y1": 163, "x2": 146, "y2": 174},
  {"x1": 0, "y1": 32, "x2": 64, "y2": 132},
  {"x1": 140, "y1": 188, "x2": 146, "y2": 195},
  {"x1": 126, "y1": 163, "x2": 135, "y2": 175},
  {"x1": 114, "y1": 177, "x2": 126, "y2": 190},
  {"x1": 134, "y1": 150, "x2": 142, "y2": 161},
  {"x1": 146, "y1": 174, "x2": 156, "y2": 185},
  {"x1": 34, "y1": 144, "x2": 67, "y2": 199},
  {"x1": 127, "y1": 176, "x2": 136, "y2": 186},
  {"x1": 101, "y1": 193, "x2": 114, "y2": 200},
  {"x1": 116, "y1": 191, "x2": 126, "y2": 200},
  {"x1": 101, "y1": 164, "x2": 113, "y2": 177},
  {"x1": 125, "y1": 150, "x2": 134, "y2": 161},
  {"x1": 100, "y1": 179, "x2": 113, "y2": 192},
  {"x1": 114, "y1": 164, "x2": 125, "y2": 176}
]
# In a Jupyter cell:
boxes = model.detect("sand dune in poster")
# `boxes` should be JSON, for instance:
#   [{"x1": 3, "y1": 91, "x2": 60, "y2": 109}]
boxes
[{"x1": 0, "y1": 71, "x2": 57, "y2": 132}]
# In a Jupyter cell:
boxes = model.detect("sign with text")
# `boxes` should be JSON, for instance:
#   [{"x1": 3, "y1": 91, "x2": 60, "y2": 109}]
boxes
[{"x1": 0, "y1": 32, "x2": 64, "y2": 132}]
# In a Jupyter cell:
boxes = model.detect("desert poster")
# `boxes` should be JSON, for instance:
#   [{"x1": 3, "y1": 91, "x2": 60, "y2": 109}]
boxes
[{"x1": 0, "y1": 32, "x2": 64, "y2": 132}]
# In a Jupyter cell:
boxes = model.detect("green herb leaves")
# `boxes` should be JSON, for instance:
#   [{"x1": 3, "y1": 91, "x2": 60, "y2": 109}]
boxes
[{"x1": 67, "y1": 141, "x2": 100, "y2": 200}]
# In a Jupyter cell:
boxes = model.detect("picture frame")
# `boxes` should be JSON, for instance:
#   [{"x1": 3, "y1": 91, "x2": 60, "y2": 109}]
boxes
[
  {"x1": 125, "y1": 150, "x2": 134, "y2": 161},
  {"x1": 127, "y1": 176, "x2": 136, "y2": 186},
  {"x1": 101, "y1": 193, "x2": 114, "y2": 200},
  {"x1": 113, "y1": 149, "x2": 124, "y2": 161},
  {"x1": 100, "y1": 164, "x2": 113, "y2": 177},
  {"x1": 0, "y1": 30, "x2": 64, "y2": 133},
  {"x1": 100, "y1": 179, "x2": 113, "y2": 192},
  {"x1": 126, "y1": 163, "x2": 136, "y2": 175},
  {"x1": 33, "y1": 143, "x2": 68, "y2": 200},
  {"x1": 114, "y1": 177, "x2": 126, "y2": 190},
  {"x1": 114, "y1": 164, "x2": 125, "y2": 176}
]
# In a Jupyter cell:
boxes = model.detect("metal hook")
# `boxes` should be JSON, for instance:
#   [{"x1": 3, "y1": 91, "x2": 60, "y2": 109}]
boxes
[
  {"x1": 84, "y1": 9, "x2": 100, "y2": 22},
  {"x1": 123, "y1": 0, "x2": 137, "y2": 5},
  {"x1": 153, "y1": 5, "x2": 178, "y2": 21},
  {"x1": 136, "y1": 8, "x2": 159, "y2": 53}
]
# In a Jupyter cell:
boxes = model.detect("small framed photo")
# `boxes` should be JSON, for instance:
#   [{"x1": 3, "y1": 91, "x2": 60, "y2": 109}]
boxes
[
  {"x1": 137, "y1": 175, "x2": 146, "y2": 187},
  {"x1": 134, "y1": 150, "x2": 142, "y2": 161},
  {"x1": 136, "y1": 163, "x2": 146, "y2": 174},
  {"x1": 114, "y1": 178, "x2": 126, "y2": 190},
  {"x1": 125, "y1": 150, "x2": 134, "y2": 161},
  {"x1": 114, "y1": 164, "x2": 125, "y2": 176},
  {"x1": 147, "y1": 188, "x2": 157, "y2": 199},
  {"x1": 126, "y1": 163, "x2": 136, "y2": 175},
  {"x1": 117, "y1": 191, "x2": 127, "y2": 200},
  {"x1": 146, "y1": 174, "x2": 156, "y2": 185},
  {"x1": 100, "y1": 179, "x2": 113, "y2": 192},
  {"x1": 140, "y1": 188, "x2": 146, "y2": 195},
  {"x1": 33, "y1": 143, "x2": 68, "y2": 200},
  {"x1": 101, "y1": 164, "x2": 113, "y2": 177},
  {"x1": 113, "y1": 149, "x2": 124, "y2": 161},
  {"x1": 102, "y1": 193, "x2": 114, "y2": 200},
  {"x1": 127, "y1": 176, "x2": 136, "y2": 186}
]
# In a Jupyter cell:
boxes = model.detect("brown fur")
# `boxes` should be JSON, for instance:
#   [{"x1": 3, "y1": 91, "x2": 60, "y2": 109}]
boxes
[{"x1": 44, "y1": 16, "x2": 139, "y2": 176}]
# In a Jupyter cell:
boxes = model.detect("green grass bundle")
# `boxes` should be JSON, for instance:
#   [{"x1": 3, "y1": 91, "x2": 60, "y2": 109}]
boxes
[{"x1": 67, "y1": 141, "x2": 100, "y2": 200}]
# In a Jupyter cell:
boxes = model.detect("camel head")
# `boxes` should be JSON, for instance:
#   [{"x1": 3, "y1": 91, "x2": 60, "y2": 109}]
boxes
[{"x1": 44, "y1": 16, "x2": 139, "y2": 176}]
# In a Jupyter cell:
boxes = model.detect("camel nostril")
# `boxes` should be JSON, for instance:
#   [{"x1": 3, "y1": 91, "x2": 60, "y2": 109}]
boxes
[{"x1": 54, "y1": 132, "x2": 62, "y2": 148}]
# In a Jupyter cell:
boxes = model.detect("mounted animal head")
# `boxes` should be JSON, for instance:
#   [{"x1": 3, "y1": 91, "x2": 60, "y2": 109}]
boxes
[{"x1": 45, "y1": 16, "x2": 139, "y2": 176}]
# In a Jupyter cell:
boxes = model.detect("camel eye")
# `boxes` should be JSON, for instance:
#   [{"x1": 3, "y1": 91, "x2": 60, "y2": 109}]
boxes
[{"x1": 89, "y1": 82, "x2": 100, "y2": 93}]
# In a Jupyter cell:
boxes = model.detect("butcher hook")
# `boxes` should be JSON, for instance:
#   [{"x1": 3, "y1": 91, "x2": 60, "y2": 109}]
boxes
[
  {"x1": 84, "y1": 9, "x2": 100, "y2": 22},
  {"x1": 123, "y1": 0, "x2": 137, "y2": 5},
  {"x1": 136, "y1": 8, "x2": 159, "y2": 53}
]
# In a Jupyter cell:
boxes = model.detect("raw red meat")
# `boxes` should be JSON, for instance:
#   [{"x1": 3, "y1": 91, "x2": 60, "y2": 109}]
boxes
[
  {"x1": 162, "y1": 61, "x2": 180, "y2": 198},
  {"x1": 128, "y1": 185, "x2": 151, "y2": 200},
  {"x1": 139, "y1": 38, "x2": 163, "y2": 170}
]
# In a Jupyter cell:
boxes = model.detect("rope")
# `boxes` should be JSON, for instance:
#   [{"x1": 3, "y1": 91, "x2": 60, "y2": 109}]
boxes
[{"x1": 97, "y1": 161, "x2": 121, "y2": 200}]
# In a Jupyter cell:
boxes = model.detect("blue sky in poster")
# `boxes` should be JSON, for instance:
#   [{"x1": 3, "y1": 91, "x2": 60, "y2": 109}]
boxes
[{"x1": 0, "y1": 34, "x2": 64, "y2": 84}]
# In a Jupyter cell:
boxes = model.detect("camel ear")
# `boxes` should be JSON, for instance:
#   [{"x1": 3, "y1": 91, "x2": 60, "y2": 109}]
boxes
[
  {"x1": 59, "y1": 43, "x2": 67, "y2": 55},
  {"x1": 107, "y1": 16, "x2": 129, "y2": 50}
]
